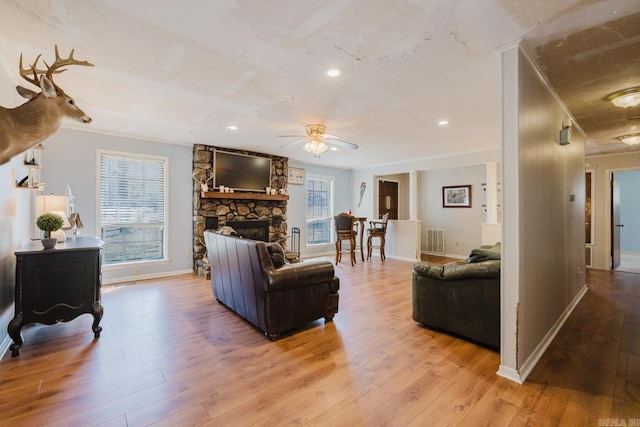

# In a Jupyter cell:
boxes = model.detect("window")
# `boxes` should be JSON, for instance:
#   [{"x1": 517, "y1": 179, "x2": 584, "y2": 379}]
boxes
[
  {"x1": 306, "y1": 175, "x2": 333, "y2": 245},
  {"x1": 98, "y1": 151, "x2": 167, "y2": 265}
]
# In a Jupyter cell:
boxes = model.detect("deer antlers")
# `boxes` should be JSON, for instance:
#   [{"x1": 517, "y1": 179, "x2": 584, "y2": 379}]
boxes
[{"x1": 19, "y1": 45, "x2": 94, "y2": 94}]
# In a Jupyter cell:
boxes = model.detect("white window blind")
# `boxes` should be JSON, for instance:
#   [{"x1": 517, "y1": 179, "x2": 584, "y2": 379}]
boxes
[
  {"x1": 99, "y1": 151, "x2": 167, "y2": 265},
  {"x1": 306, "y1": 175, "x2": 333, "y2": 245}
]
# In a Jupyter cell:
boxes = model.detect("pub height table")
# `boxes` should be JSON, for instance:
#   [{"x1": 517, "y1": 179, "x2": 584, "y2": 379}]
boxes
[{"x1": 8, "y1": 237, "x2": 104, "y2": 357}]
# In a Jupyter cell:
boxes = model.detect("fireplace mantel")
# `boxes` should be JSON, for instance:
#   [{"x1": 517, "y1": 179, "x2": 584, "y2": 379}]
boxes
[{"x1": 201, "y1": 192, "x2": 289, "y2": 201}]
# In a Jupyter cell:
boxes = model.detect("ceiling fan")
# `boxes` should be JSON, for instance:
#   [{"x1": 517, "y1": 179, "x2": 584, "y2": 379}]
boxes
[{"x1": 278, "y1": 124, "x2": 359, "y2": 157}]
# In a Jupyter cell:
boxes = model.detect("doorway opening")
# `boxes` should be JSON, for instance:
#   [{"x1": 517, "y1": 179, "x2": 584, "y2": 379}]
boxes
[
  {"x1": 611, "y1": 169, "x2": 640, "y2": 274},
  {"x1": 378, "y1": 180, "x2": 399, "y2": 220}
]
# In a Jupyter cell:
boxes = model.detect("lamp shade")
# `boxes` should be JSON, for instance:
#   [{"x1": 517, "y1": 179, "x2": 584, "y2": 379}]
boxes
[
  {"x1": 37, "y1": 194, "x2": 68, "y2": 216},
  {"x1": 36, "y1": 195, "x2": 71, "y2": 235}
]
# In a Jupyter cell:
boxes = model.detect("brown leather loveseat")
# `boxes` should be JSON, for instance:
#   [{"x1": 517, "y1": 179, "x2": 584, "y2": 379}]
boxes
[
  {"x1": 412, "y1": 243, "x2": 501, "y2": 349},
  {"x1": 204, "y1": 231, "x2": 340, "y2": 339}
]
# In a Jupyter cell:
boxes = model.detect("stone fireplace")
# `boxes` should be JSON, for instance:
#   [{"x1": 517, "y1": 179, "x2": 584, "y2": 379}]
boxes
[{"x1": 192, "y1": 144, "x2": 289, "y2": 279}]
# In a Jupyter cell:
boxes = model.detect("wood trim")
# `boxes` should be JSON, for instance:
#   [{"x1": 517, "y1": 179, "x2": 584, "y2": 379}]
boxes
[{"x1": 201, "y1": 192, "x2": 289, "y2": 201}]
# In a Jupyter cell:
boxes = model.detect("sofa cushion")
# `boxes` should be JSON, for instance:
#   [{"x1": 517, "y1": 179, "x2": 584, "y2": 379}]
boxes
[
  {"x1": 468, "y1": 242, "x2": 501, "y2": 263},
  {"x1": 266, "y1": 242, "x2": 287, "y2": 268}
]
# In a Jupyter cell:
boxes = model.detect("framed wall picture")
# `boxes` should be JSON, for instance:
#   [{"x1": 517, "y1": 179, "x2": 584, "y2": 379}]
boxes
[
  {"x1": 442, "y1": 185, "x2": 472, "y2": 208},
  {"x1": 288, "y1": 167, "x2": 305, "y2": 185}
]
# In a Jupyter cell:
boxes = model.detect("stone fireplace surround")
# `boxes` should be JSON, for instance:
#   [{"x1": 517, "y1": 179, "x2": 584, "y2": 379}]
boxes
[{"x1": 192, "y1": 144, "x2": 289, "y2": 279}]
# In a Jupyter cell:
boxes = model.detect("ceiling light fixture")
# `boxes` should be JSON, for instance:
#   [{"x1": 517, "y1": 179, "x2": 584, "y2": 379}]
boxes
[
  {"x1": 438, "y1": 120, "x2": 449, "y2": 126},
  {"x1": 606, "y1": 87, "x2": 640, "y2": 108},
  {"x1": 618, "y1": 133, "x2": 640, "y2": 145},
  {"x1": 325, "y1": 68, "x2": 341, "y2": 77},
  {"x1": 302, "y1": 138, "x2": 329, "y2": 157},
  {"x1": 225, "y1": 125, "x2": 238, "y2": 131}
]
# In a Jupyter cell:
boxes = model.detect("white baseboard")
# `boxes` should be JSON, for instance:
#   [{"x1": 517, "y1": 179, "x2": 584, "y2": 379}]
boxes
[
  {"x1": 420, "y1": 250, "x2": 466, "y2": 259},
  {"x1": 498, "y1": 284, "x2": 588, "y2": 384},
  {"x1": 387, "y1": 254, "x2": 420, "y2": 262},
  {"x1": 496, "y1": 365, "x2": 523, "y2": 384}
]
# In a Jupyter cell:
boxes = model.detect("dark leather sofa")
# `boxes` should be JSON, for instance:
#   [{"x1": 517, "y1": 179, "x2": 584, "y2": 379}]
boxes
[
  {"x1": 412, "y1": 243, "x2": 501, "y2": 349},
  {"x1": 204, "y1": 231, "x2": 340, "y2": 339}
]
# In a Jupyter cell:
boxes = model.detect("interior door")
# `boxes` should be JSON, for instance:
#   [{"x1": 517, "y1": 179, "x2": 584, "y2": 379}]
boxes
[
  {"x1": 378, "y1": 180, "x2": 398, "y2": 220},
  {"x1": 611, "y1": 173, "x2": 621, "y2": 269}
]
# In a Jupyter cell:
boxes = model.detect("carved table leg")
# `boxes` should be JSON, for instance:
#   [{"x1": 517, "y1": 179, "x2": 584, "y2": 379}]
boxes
[
  {"x1": 92, "y1": 302, "x2": 103, "y2": 338},
  {"x1": 8, "y1": 313, "x2": 24, "y2": 357}
]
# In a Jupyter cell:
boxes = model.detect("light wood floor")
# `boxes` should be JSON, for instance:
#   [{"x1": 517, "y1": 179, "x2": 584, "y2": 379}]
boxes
[{"x1": 0, "y1": 258, "x2": 638, "y2": 426}]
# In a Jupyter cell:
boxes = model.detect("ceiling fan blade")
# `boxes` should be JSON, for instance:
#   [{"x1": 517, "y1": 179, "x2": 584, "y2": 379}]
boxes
[
  {"x1": 277, "y1": 134, "x2": 307, "y2": 138},
  {"x1": 278, "y1": 139, "x2": 308, "y2": 149},
  {"x1": 323, "y1": 138, "x2": 359, "y2": 150}
]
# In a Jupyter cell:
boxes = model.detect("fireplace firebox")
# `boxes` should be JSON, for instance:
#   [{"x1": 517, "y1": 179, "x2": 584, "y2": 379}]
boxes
[{"x1": 226, "y1": 219, "x2": 270, "y2": 242}]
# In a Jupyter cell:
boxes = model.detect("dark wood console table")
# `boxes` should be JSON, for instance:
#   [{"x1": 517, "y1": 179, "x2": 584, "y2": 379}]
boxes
[{"x1": 8, "y1": 237, "x2": 104, "y2": 357}]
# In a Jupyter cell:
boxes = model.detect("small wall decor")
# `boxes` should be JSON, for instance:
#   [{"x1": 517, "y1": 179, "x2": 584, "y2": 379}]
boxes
[
  {"x1": 442, "y1": 185, "x2": 472, "y2": 208},
  {"x1": 358, "y1": 181, "x2": 366, "y2": 207},
  {"x1": 288, "y1": 167, "x2": 305, "y2": 185}
]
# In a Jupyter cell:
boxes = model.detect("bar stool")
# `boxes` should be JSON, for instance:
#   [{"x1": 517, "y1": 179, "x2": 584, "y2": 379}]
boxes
[
  {"x1": 334, "y1": 213, "x2": 356, "y2": 266},
  {"x1": 367, "y1": 212, "x2": 389, "y2": 261}
]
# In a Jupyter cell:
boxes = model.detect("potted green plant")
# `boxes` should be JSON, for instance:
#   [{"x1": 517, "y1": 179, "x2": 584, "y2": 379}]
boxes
[{"x1": 36, "y1": 212, "x2": 65, "y2": 249}]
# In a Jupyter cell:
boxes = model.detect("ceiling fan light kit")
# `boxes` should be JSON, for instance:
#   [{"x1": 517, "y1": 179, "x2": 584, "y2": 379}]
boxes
[
  {"x1": 618, "y1": 133, "x2": 640, "y2": 146},
  {"x1": 278, "y1": 123, "x2": 359, "y2": 158},
  {"x1": 607, "y1": 87, "x2": 640, "y2": 108},
  {"x1": 303, "y1": 140, "x2": 329, "y2": 157}
]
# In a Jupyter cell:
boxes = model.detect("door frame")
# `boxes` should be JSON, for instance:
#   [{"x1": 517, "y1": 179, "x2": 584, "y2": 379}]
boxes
[
  {"x1": 373, "y1": 177, "x2": 400, "y2": 220},
  {"x1": 605, "y1": 166, "x2": 640, "y2": 270}
]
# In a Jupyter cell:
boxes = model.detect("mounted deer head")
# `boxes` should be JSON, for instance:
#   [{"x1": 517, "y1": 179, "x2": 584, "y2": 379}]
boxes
[{"x1": 0, "y1": 45, "x2": 94, "y2": 165}]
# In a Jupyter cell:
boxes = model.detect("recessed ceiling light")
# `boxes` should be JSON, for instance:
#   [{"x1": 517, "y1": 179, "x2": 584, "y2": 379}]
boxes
[
  {"x1": 438, "y1": 120, "x2": 449, "y2": 126},
  {"x1": 325, "y1": 68, "x2": 341, "y2": 77},
  {"x1": 225, "y1": 125, "x2": 238, "y2": 131}
]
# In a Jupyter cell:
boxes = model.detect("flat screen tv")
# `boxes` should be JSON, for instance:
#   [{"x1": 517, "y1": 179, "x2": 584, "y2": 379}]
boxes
[{"x1": 214, "y1": 150, "x2": 272, "y2": 192}]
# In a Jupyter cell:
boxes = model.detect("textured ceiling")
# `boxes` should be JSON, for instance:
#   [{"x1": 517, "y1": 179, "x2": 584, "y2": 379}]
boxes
[
  {"x1": 0, "y1": 0, "x2": 639, "y2": 169},
  {"x1": 532, "y1": 12, "x2": 640, "y2": 156}
]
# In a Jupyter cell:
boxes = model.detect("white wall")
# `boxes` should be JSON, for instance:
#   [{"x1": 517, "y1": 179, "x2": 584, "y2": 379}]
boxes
[
  {"x1": 351, "y1": 148, "x2": 500, "y2": 219},
  {"x1": 41, "y1": 129, "x2": 194, "y2": 284},
  {"x1": 586, "y1": 152, "x2": 640, "y2": 269},
  {"x1": 499, "y1": 43, "x2": 586, "y2": 383},
  {"x1": 419, "y1": 164, "x2": 487, "y2": 257}
]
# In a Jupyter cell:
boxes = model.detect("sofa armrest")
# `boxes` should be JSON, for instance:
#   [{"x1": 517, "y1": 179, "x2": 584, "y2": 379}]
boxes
[{"x1": 264, "y1": 259, "x2": 336, "y2": 291}]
